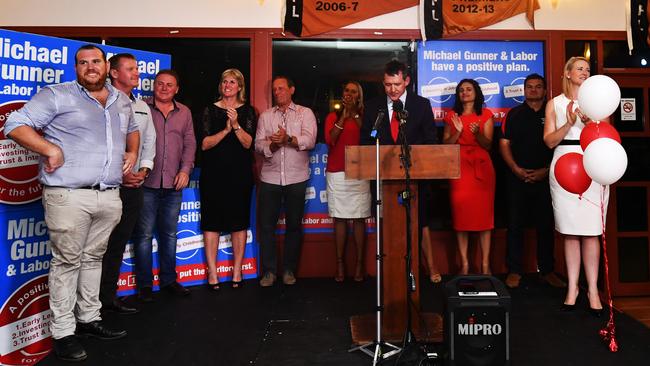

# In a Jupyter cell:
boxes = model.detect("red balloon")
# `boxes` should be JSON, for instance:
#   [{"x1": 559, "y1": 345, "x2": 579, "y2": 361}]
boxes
[
  {"x1": 580, "y1": 122, "x2": 621, "y2": 151},
  {"x1": 554, "y1": 152, "x2": 592, "y2": 195}
]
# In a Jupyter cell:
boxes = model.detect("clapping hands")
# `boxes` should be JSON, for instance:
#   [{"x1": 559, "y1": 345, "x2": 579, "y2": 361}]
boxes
[
  {"x1": 451, "y1": 114, "x2": 463, "y2": 132},
  {"x1": 567, "y1": 101, "x2": 591, "y2": 126},
  {"x1": 469, "y1": 122, "x2": 480, "y2": 135},
  {"x1": 270, "y1": 125, "x2": 288, "y2": 145}
]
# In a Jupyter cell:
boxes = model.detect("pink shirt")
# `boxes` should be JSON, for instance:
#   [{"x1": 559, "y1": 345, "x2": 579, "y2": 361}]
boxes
[
  {"x1": 255, "y1": 102, "x2": 317, "y2": 186},
  {"x1": 145, "y1": 100, "x2": 196, "y2": 189}
]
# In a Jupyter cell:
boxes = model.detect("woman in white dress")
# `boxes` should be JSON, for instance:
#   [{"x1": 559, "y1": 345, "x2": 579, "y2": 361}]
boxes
[{"x1": 543, "y1": 57, "x2": 608, "y2": 316}]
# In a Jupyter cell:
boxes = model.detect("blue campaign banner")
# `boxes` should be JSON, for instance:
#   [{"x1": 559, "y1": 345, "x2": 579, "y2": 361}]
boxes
[
  {"x1": 0, "y1": 28, "x2": 170, "y2": 206},
  {"x1": 274, "y1": 143, "x2": 331, "y2": 234},
  {"x1": 417, "y1": 40, "x2": 545, "y2": 123},
  {"x1": 303, "y1": 143, "x2": 331, "y2": 233},
  {"x1": 0, "y1": 28, "x2": 168, "y2": 105},
  {"x1": 115, "y1": 169, "x2": 260, "y2": 296},
  {"x1": 0, "y1": 202, "x2": 53, "y2": 365},
  {"x1": 0, "y1": 29, "x2": 170, "y2": 366},
  {"x1": 275, "y1": 143, "x2": 376, "y2": 234}
]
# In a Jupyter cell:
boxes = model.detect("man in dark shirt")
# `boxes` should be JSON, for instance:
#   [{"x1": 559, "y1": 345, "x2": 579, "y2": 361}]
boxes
[
  {"x1": 132, "y1": 69, "x2": 196, "y2": 300},
  {"x1": 500, "y1": 73, "x2": 566, "y2": 289}
]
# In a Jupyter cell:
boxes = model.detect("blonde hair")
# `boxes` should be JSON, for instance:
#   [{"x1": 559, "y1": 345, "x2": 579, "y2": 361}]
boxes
[
  {"x1": 218, "y1": 68, "x2": 246, "y2": 103},
  {"x1": 562, "y1": 56, "x2": 589, "y2": 97},
  {"x1": 344, "y1": 81, "x2": 364, "y2": 116}
]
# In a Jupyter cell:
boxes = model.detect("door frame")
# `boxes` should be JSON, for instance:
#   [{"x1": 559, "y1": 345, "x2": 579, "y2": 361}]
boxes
[{"x1": 604, "y1": 75, "x2": 650, "y2": 296}]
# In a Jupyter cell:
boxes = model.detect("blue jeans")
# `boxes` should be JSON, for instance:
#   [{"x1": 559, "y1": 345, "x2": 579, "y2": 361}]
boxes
[{"x1": 133, "y1": 187, "x2": 183, "y2": 289}]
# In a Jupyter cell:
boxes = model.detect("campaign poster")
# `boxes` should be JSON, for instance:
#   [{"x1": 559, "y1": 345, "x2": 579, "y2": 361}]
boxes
[
  {"x1": 0, "y1": 29, "x2": 170, "y2": 366},
  {"x1": 0, "y1": 207, "x2": 51, "y2": 366},
  {"x1": 417, "y1": 40, "x2": 545, "y2": 124},
  {"x1": 275, "y1": 143, "x2": 375, "y2": 234},
  {"x1": 0, "y1": 28, "x2": 170, "y2": 205},
  {"x1": 302, "y1": 143, "x2": 332, "y2": 233}
]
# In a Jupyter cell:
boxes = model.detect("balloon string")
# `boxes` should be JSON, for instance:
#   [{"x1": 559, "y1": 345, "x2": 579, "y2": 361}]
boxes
[
  {"x1": 599, "y1": 185, "x2": 619, "y2": 352},
  {"x1": 579, "y1": 193, "x2": 601, "y2": 208}
]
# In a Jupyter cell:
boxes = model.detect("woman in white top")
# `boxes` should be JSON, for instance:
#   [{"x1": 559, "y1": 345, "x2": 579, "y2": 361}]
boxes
[{"x1": 543, "y1": 57, "x2": 609, "y2": 316}]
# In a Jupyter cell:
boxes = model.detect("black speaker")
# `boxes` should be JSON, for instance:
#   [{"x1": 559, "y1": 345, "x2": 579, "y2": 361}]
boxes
[{"x1": 444, "y1": 275, "x2": 511, "y2": 366}]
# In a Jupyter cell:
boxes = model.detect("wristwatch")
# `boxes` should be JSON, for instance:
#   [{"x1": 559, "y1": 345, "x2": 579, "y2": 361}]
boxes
[
  {"x1": 287, "y1": 135, "x2": 294, "y2": 145},
  {"x1": 233, "y1": 126, "x2": 241, "y2": 133}
]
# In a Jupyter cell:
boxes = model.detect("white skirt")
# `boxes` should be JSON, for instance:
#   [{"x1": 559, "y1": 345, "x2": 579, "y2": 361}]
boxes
[
  {"x1": 549, "y1": 145, "x2": 609, "y2": 236},
  {"x1": 326, "y1": 171, "x2": 371, "y2": 219}
]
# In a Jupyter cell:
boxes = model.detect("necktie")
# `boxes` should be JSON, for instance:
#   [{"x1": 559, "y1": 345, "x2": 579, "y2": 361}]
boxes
[{"x1": 390, "y1": 110, "x2": 399, "y2": 142}]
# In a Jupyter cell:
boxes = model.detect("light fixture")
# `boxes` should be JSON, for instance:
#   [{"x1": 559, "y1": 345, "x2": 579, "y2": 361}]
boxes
[
  {"x1": 551, "y1": 0, "x2": 559, "y2": 9},
  {"x1": 583, "y1": 42, "x2": 591, "y2": 61}
]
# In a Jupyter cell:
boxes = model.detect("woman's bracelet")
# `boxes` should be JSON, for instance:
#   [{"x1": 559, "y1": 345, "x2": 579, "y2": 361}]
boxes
[{"x1": 334, "y1": 123, "x2": 344, "y2": 130}]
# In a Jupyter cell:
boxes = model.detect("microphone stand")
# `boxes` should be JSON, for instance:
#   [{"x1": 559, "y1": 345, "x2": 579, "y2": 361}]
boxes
[
  {"x1": 393, "y1": 112, "x2": 433, "y2": 366},
  {"x1": 396, "y1": 112, "x2": 417, "y2": 350},
  {"x1": 349, "y1": 113, "x2": 401, "y2": 365}
]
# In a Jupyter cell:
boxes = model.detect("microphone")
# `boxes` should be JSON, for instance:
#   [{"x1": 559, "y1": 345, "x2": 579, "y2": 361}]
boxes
[
  {"x1": 393, "y1": 100, "x2": 408, "y2": 125},
  {"x1": 370, "y1": 109, "x2": 386, "y2": 139},
  {"x1": 398, "y1": 109, "x2": 409, "y2": 125}
]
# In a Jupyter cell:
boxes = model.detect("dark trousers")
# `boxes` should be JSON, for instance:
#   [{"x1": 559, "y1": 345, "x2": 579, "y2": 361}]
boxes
[
  {"x1": 99, "y1": 187, "x2": 144, "y2": 306},
  {"x1": 258, "y1": 180, "x2": 308, "y2": 274},
  {"x1": 505, "y1": 174, "x2": 555, "y2": 274}
]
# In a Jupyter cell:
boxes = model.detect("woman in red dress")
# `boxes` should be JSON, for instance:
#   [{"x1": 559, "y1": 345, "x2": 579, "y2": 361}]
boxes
[
  {"x1": 324, "y1": 81, "x2": 370, "y2": 282},
  {"x1": 443, "y1": 79, "x2": 495, "y2": 275}
]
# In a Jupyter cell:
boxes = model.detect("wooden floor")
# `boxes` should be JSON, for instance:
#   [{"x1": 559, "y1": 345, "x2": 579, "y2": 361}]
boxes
[{"x1": 614, "y1": 296, "x2": 650, "y2": 328}]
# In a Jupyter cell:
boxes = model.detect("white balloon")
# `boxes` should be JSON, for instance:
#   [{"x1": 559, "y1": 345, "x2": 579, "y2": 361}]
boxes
[
  {"x1": 578, "y1": 75, "x2": 621, "y2": 121},
  {"x1": 583, "y1": 138, "x2": 628, "y2": 185}
]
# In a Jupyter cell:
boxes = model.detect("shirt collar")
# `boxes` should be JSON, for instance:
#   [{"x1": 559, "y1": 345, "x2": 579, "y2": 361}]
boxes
[
  {"x1": 524, "y1": 100, "x2": 546, "y2": 113},
  {"x1": 387, "y1": 91, "x2": 407, "y2": 109},
  {"x1": 150, "y1": 98, "x2": 179, "y2": 112},
  {"x1": 274, "y1": 101, "x2": 297, "y2": 113},
  {"x1": 75, "y1": 81, "x2": 118, "y2": 103}
]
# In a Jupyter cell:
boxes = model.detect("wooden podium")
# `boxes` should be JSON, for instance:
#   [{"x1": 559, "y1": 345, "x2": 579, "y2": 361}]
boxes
[{"x1": 345, "y1": 144, "x2": 460, "y2": 342}]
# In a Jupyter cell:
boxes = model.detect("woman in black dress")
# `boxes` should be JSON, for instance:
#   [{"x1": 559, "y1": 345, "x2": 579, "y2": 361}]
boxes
[{"x1": 200, "y1": 68, "x2": 256, "y2": 289}]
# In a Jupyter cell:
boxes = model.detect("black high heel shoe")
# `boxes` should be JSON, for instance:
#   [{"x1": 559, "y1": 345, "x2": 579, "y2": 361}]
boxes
[
  {"x1": 206, "y1": 282, "x2": 221, "y2": 291},
  {"x1": 231, "y1": 278, "x2": 243, "y2": 289},
  {"x1": 560, "y1": 290, "x2": 579, "y2": 312},
  {"x1": 206, "y1": 271, "x2": 220, "y2": 291},
  {"x1": 587, "y1": 291, "x2": 604, "y2": 317},
  {"x1": 560, "y1": 303, "x2": 576, "y2": 312},
  {"x1": 560, "y1": 289, "x2": 580, "y2": 312},
  {"x1": 589, "y1": 306, "x2": 603, "y2": 318}
]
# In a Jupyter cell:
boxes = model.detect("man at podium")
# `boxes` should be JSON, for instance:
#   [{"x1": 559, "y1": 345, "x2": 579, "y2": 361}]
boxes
[
  {"x1": 349, "y1": 60, "x2": 454, "y2": 342},
  {"x1": 359, "y1": 59, "x2": 439, "y2": 281},
  {"x1": 360, "y1": 60, "x2": 436, "y2": 146}
]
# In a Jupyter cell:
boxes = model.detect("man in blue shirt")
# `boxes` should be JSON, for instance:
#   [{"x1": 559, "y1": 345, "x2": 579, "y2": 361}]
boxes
[{"x1": 5, "y1": 45, "x2": 140, "y2": 362}]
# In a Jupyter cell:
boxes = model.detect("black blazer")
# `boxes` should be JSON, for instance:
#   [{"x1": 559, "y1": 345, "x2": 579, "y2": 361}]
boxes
[{"x1": 360, "y1": 92, "x2": 437, "y2": 145}]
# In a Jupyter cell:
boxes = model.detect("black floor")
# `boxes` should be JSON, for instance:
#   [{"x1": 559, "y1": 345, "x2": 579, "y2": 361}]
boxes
[{"x1": 38, "y1": 274, "x2": 650, "y2": 366}]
